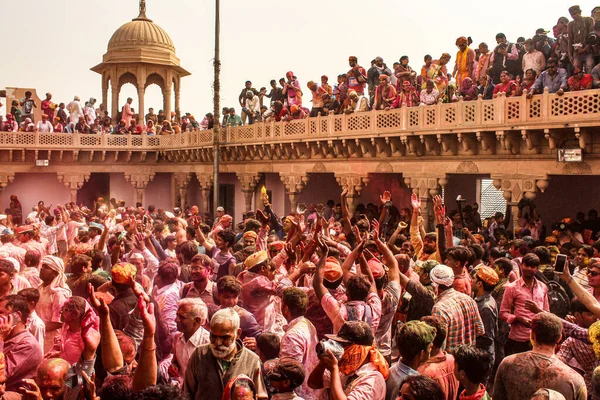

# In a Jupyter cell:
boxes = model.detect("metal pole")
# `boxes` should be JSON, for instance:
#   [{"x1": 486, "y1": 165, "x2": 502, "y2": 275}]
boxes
[{"x1": 212, "y1": 0, "x2": 220, "y2": 217}]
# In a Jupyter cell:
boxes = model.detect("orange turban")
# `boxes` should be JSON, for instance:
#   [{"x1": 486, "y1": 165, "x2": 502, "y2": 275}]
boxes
[{"x1": 111, "y1": 262, "x2": 137, "y2": 284}]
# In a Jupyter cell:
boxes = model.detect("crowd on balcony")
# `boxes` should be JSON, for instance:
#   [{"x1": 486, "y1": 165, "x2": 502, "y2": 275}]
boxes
[
  {"x1": 0, "y1": 176, "x2": 598, "y2": 399},
  {"x1": 218, "y1": 4, "x2": 600, "y2": 127}
]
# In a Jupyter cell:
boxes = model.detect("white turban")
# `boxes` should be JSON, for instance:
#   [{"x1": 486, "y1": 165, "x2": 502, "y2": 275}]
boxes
[{"x1": 41, "y1": 255, "x2": 71, "y2": 295}]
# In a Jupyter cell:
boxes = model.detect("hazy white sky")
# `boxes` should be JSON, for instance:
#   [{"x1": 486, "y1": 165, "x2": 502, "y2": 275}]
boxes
[{"x1": 2, "y1": 0, "x2": 597, "y2": 117}]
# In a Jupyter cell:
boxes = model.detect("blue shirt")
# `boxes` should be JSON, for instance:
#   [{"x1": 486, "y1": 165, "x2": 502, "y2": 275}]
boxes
[
  {"x1": 385, "y1": 360, "x2": 419, "y2": 400},
  {"x1": 531, "y1": 68, "x2": 568, "y2": 94}
]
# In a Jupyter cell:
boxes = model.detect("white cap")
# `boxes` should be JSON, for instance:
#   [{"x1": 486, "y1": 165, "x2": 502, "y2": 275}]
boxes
[
  {"x1": 216, "y1": 206, "x2": 224, "y2": 212},
  {"x1": 165, "y1": 211, "x2": 175, "y2": 219},
  {"x1": 0, "y1": 215, "x2": 7, "y2": 220}
]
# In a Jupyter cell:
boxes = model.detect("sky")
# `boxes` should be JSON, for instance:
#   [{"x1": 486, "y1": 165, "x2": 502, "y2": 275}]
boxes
[{"x1": 2, "y1": 0, "x2": 597, "y2": 118}]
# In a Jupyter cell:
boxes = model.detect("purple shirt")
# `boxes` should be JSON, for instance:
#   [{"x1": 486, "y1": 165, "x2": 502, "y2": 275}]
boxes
[{"x1": 1, "y1": 330, "x2": 43, "y2": 392}]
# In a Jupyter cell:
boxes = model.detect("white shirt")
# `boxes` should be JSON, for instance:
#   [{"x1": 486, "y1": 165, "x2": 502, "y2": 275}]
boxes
[
  {"x1": 172, "y1": 326, "x2": 210, "y2": 379},
  {"x1": 245, "y1": 96, "x2": 260, "y2": 113},
  {"x1": 85, "y1": 106, "x2": 96, "y2": 125},
  {"x1": 67, "y1": 100, "x2": 83, "y2": 123},
  {"x1": 26, "y1": 310, "x2": 46, "y2": 350},
  {"x1": 36, "y1": 120, "x2": 54, "y2": 133}
]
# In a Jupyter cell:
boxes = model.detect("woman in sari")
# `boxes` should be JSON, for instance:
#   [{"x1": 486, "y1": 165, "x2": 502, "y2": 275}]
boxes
[{"x1": 459, "y1": 77, "x2": 478, "y2": 101}]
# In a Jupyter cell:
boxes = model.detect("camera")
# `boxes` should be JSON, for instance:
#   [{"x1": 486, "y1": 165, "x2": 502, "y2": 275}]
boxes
[
  {"x1": 552, "y1": 222, "x2": 571, "y2": 232},
  {"x1": 315, "y1": 339, "x2": 344, "y2": 360}
]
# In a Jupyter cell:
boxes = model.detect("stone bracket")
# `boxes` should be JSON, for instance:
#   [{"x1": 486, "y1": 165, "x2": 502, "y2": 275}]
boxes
[{"x1": 57, "y1": 172, "x2": 90, "y2": 190}]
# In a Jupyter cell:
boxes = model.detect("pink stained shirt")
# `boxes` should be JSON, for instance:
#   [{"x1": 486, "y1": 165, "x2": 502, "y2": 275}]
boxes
[
  {"x1": 54, "y1": 325, "x2": 100, "y2": 365},
  {"x1": 323, "y1": 362, "x2": 386, "y2": 400},
  {"x1": 499, "y1": 277, "x2": 549, "y2": 342},
  {"x1": 279, "y1": 316, "x2": 321, "y2": 400},
  {"x1": 152, "y1": 281, "x2": 181, "y2": 336},
  {"x1": 418, "y1": 352, "x2": 460, "y2": 400},
  {"x1": 239, "y1": 271, "x2": 286, "y2": 335},
  {"x1": 321, "y1": 291, "x2": 382, "y2": 334}
]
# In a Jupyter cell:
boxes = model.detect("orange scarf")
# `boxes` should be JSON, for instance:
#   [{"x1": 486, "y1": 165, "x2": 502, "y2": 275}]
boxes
[{"x1": 338, "y1": 344, "x2": 390, "y2": 379}]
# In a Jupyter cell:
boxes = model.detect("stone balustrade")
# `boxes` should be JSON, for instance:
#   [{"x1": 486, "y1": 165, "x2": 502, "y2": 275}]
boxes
[{"x1": 1, "y1": 88, "x2": 598, "y2": 154}]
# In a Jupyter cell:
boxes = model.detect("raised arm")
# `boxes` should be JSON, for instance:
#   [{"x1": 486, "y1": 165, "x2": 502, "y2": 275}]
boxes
[
  {"x1": 341, "y1": 230, "x2": 365, "y2": 285},
  {"x1": 340, "y1": 189, "x2": 352, "y2": 235},
  {"x1": 372, "y1": 220, "x2": 399, "y2": 285},
  {"x1": 88, "y1": 283, "x2": 123, "y2": 373},
  {"x1": 132, "y1": 296, "x2": 157, "y2": 392},
  {"x1": 561, "y1": 264, "x2": 600, "y2": 317},
  {"x1": 312, "y1": 237, "x2": 330, "y2": 301}
]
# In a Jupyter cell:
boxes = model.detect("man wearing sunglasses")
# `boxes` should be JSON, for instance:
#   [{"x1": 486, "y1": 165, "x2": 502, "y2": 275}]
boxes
[{"x1": 528, "y1": 58, "x2": 568, "y2": 96}]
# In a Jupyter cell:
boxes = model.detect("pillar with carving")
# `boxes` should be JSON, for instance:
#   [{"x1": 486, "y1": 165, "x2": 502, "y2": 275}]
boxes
[
  {"x1": 57, "y1": 172, "x2": 91, "y2": 203},
  {"x1": 137, "y1": 85, "x2": 145, "y2": 124},
  {"x1": 491, "y1": 175, "x2": 549, "y2": 233},
  {"x1": 174, "y1": 172, "x2": 192, "y2": 211},
  {"x1": 124, "y1": 172, "x2": 155, "y2": 205},
  {"x1": 164, "y1": 84, "x2": 173, "y2": 121},
  {"x1": 279, "y1": 173, "x2": 310, "y2": 212},
  {"x1": 196, "y1": 174, "x2": 214, "y2": 214},
  {"x1": 403, "y1": 175, "x2": 445, "y2": 232},
  {"x1": 237, "y1": 173, "x2": 261, "y2": 212},
  {"x1": 335, "y1": 174, "x2": 369, "y2": 216},
  {"x1": 0, "y1": 173, "x2": 15, "y2": 209}
]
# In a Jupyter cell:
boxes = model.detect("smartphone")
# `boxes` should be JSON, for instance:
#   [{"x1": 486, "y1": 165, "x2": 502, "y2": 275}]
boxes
[{"x1": 554, "y1": 254, "x2": 568, "y2": 274}]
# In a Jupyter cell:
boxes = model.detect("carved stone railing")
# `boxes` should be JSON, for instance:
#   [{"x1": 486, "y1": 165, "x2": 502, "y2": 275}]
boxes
[{"x1": 1, "y1": 88, "x2": 599, "y2": 153}]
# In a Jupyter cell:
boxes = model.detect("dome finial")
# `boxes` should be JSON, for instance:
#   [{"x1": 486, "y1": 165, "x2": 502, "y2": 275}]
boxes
[{"x1": 133, "y1": 0, "x2": 152, "y2": 22}]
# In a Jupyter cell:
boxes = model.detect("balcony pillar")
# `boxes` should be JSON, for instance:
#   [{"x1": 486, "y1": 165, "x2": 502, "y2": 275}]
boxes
[
  {"x1": 57, "y1": 172, "x2": 90, "y2": 203},
  {"x1": 491, "y1": 174, "x2": 549, "y2": 233},
  {"x1": 174, "y1": 172, "x2": 192, "y2": 211},
  {"x1": 403, "y1": 174, "x2": 447, "y2": 232},
  {"x1": 237, "y1": 173, "x2": 262, "y2": 213},
  {"x1": 334, "y1": 173, "x2": 370, "y2": 216},
  {"x1": 279, "y1": 173, "x2": 310, "y2": 213},
  {"x1": 124, "y1": 172, "x2": 155, "y2": 206},
  {"x1": 196, "y1": 174, "x2": 214, "y2": 214}
]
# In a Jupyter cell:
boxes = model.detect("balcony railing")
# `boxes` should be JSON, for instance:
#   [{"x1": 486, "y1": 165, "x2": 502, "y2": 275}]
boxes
[{"x1": 1, "y1": 88, "x2": 598, "y2": 152}]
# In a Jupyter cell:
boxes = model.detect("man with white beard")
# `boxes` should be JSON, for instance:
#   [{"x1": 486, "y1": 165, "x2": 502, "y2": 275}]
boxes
[{"x1": 183, "y1": 308, "x2": 268, "y2": 400}]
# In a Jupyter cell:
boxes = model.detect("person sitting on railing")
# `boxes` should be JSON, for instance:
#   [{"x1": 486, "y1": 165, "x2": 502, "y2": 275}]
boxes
[
  {"x1": 440, "y1": 83, "x2": 459, "y2": 103},
  {"x1": 146, "y1": 120, "x2": 156, "y2": 136},
  {"x1": 3, "y1": 114, "x2": 18, "y2": 132},
  {"x1": 386, "y1": 82, "x2": 420, "y2": 110},
  {"x1": 100, "y1": 117, "x2": 113, "y2": 134},
  {"x1": 226, "y1": 108, "x2": 243, "y2": 127},
  {"x1": 493, "y1": 71, "x2": 517, "y2": 98},
  {"x1": 373, "y1": 75, "x2": 397, "y2": 110},
  {"x1": 53, "y1": 117, "x2": 64, "y2": 133},
  {"x1": 528, "y1": 58, "x2": 568, "y2": 97},
  {"x1": 20, "y1": 117, "x2": 35, "y2": 132},
  {"x1": 115, "y1": 119, "x2": 128, "y2": 135},
  {"x1": 283, "y1": 104, "x2": 306, "y2": 121},
  {"x1": 129, "y1": 118, "x2": 143, "y2": 135},
  {"x1": 459, "y1": 77, "x2": 478, "y2": 101},
  {"x1": 75, "y1": 116, "x2": 90, "y2": 134},
  {"x1": 568, "y1": 67, "x2": 593, "y2": 91},
  {"x1": 36, "y1": 114, "x2": 53, "y2": 133},
  {"x1": 161, "y1": 120, "x2": 173, "y2": 135},
  {"x1": 89, "y1": 118, "x2": 101, "y2": 134},
  {"x1": 420, "y1": 80, "x2": 440, "y2": 106},
  {"x1": 342, "y1": 90, "x2": 370, "y2": 114},
  {"x1": 477, "y1": 75, "x2": 495, "y2": 100},
  {"x1": 514, "y1": 69, "x2": 538, "y2": 96}
]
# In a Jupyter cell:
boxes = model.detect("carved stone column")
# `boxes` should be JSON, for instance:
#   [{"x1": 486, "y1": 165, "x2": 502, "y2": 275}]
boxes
[
  {"x1": 57, "y1": 172, "x2": 90, "y2": 203},
  {"x1": 124, "y1": 172, "x2": 155, "y2": 206},
  {"x1": 195, "y1": 174, "x2": 214, "y2": 214},
  {"x1": 137, "y1": 85, "x2": 145, "y2": 124},
  {"x1": 237, "y1": 173, "x2": 261, "y2": 212},
  {"x1": 491, "y1": 174, "x2": 549, "y2": 232},
  {"x1": 280, "y1": 173, "x2": 310, "y2": 212},
  {"x1": 403, "y1": 174, "x2": 446, "y2": 232},
  {"x1": 334, "y1": 174, "x2": 369, "y2": 215},
  {"x1": 174, "y1": 172, "x2": 192, "y2": 211},
  {"x1": 0, "y1": 173, "x2": 15, "y2": 209}
]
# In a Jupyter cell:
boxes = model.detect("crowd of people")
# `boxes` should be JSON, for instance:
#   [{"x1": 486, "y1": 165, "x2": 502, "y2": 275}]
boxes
[
  {"x1": 0, "y1": 178, "x2": 597, "y2": 400},
  {"x1": 3, "y1": 5, "x2": 600, "y2": 136}
]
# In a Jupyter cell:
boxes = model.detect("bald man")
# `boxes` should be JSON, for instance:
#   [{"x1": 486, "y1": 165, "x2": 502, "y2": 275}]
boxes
[{"x1": 21, "y1": 352, "x2": 97, "y2": 400}]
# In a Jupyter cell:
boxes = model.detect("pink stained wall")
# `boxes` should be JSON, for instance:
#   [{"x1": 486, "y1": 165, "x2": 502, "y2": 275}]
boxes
[
  {"x1": 2, "y1": 173, "x2": 70, "y2": 213},
  {"x1": 145, "y1": 173, "x2": 173, "y2": 210},
  {"x1": 109, "y1": 173, "x2": 135, "y2": 207},
  {"x1": 262, "y1": 173, "x2": 287, "y2": 216}
]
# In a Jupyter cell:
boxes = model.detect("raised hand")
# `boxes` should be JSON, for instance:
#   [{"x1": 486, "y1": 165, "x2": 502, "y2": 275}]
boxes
[
  {"x1": 19, "y1": 379, "x2": 43, "y2": 400},
  {"x1": 380, "y1": 190, "x2": 392, "y2": 205},
  {"x1": 138, "y1": 295, "x2": 156, "y2": 338},
  {"x1": 87, "y1": 283, "x2": 109, "y2": 318},
  {"x1": 256, "y1": 209, "x2": 270, "y2": 225},
  {"x1": 296, "y1": 203, "x2": 307, "y2": 215},
  {"x1": 411, "y1": 193, "x2": 421, "y2": 210},
  {"x1": 315, "y1": 203, "x2": 325, "y2": 218},
  {"x1": 341, "y1": 188, "x2": 348, "y2": 198},
  {"x1": 371, "y1": 220, "x2": 380, "y2": 242}
]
